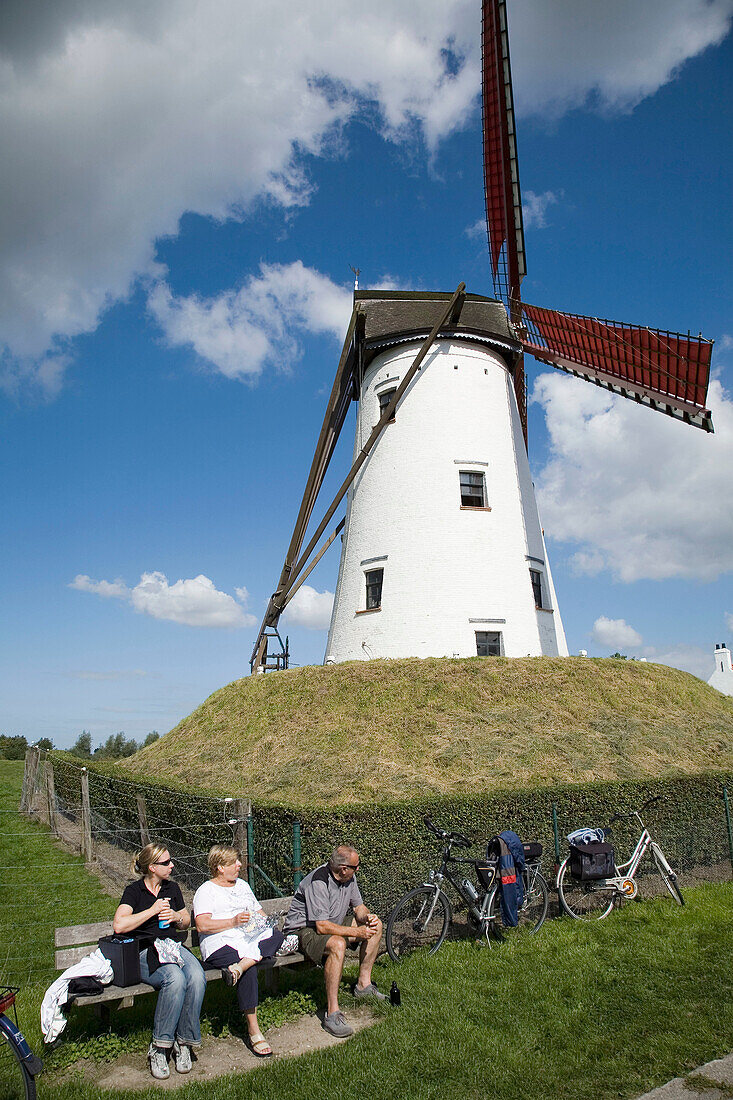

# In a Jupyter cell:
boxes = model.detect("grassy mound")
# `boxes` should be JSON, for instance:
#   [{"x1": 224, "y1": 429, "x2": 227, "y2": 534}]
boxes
[{"x1": 122, "y1": 657, "x2": 733, "y2": 805}]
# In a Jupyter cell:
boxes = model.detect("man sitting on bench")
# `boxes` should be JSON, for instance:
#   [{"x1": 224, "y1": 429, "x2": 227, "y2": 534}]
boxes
[{"x1": 283, "y1": 844, "x2": 383, "y2": 1038}]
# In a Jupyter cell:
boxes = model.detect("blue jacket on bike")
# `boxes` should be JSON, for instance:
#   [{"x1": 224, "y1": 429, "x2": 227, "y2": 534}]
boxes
[{"x1": 487, "y1": 830, "x2": 525, "y2": 927}]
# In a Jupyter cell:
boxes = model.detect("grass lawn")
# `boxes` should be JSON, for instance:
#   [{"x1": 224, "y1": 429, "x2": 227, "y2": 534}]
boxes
[{"x1": 3, "y1": 759, "x2": 733, "y2": 1100}]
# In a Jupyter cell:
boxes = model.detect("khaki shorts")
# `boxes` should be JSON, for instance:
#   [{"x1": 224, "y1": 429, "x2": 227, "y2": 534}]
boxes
[{"x1": 296, "y1": 926, "x2": 331, "y2": 965}]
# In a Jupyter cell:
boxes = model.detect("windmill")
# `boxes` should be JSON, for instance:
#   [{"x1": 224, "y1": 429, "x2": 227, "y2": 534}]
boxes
[{"x1": 250, "y1": 0, "x2": 714, "y2": 674}]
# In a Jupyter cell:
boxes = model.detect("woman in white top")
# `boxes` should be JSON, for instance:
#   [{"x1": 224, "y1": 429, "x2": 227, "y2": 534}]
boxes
[{"x1": 193, "y1": 845, "x2": 284, "y2": 1057}]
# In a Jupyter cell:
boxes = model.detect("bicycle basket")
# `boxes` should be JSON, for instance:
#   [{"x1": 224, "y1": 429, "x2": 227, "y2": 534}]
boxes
[
  {"x1": 522, "y1": 842, "x2": 543, "y2": 863},
  {"x1": 569, "y1": 842, "x2": 615, "y2": 881},
  {"x1": 475, "y1": 860, "x2": 496, "y2": 889}
]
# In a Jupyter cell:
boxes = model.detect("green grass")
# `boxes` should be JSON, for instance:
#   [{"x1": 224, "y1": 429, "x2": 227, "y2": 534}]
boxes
[
  {"x1": 5, "y1": 759, "x2": 733, "y2": 1100},
  {"x1": 45, "y1": 884, "x2": 733, "y2": 1100},
  {"x1": 121, "y1": 657, "x2": 733, "y2": 804}
]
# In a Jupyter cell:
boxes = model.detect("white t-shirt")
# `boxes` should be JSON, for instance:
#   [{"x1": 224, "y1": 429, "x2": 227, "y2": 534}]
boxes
[{"x1": 192, "y1": 878, "x2": 270, "y2": 962}]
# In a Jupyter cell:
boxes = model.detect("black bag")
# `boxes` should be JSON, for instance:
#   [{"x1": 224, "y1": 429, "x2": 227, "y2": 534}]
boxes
[
  {"x1": 569, "y1": 842, "x2": 615, "y2": 881},
  {"x1": 98, "y1": 935, "x2": 141, "y2": 987},
  {"x1": 475, "y1": 860, "x2": 496, "y2": 889},
  {"x1": 522, "y1": 842, "x2": 543, "y2": 863}
]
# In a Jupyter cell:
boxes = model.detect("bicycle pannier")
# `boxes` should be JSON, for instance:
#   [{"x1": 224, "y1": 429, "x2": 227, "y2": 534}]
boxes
[
  {"x1": 98, "y1": 935, "x2": 141, "y2": 987},
  {"x1": 522, "y1": 842, "x2": 543, "y2": 862},
  {"x1": 569, "y1": 841, "x2": 615, "y2": 881}
]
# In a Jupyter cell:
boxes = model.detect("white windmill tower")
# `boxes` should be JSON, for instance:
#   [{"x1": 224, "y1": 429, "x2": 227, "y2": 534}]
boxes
[
  {"x1": 324, "y1": 291, "x2": 567, "y2": 661},
  {"x1": 249, "y1": 0, "x2": 714, "y2": 674}
]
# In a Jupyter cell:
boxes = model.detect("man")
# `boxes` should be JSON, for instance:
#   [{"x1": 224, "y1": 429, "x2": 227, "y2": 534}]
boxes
[{"x1": 283, "y1": 844, "x2": 384, "y2": 1037}]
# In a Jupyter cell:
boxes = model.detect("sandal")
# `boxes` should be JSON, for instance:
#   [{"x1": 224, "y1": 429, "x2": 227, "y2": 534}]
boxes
[
  {"x1": 248, "y1": 1034, "x2": 273, "y2": 1058},
  {"x1": 223, "y1": 964, "x2": 242, "y2": 986}
]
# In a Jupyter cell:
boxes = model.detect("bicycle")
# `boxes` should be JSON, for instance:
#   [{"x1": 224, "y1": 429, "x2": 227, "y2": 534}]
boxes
[
  {"x1": 385, "y1": 817, "x2": 549, "y2": 960},
  {"x1": 0, "y1": 987, "x2": 43, "y2": 1100},
  {"x1": 557, "y1": 796, "x2": 685, "y2": 921}
]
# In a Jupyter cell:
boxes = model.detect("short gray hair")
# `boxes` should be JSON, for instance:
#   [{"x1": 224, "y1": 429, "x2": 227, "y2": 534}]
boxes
[{"x1": 329, "y1": 845, "x2": 358, "y2": 869}]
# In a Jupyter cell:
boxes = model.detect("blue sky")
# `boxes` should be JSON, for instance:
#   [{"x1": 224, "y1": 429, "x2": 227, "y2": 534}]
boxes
[{"x1": 1, "y1": 0, "x2": 732, "y2": 748}]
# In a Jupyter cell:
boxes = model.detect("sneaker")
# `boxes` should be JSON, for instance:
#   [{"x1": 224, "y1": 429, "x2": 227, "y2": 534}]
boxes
[
  {"x1": 173, "y1": 1040, "x2": 192, "y2": 1074},
  {"x1": 322, "y1": 1011, "x2": 354, "y2": 1038},
  {"x1": 147, "y1": 1044, "x2": 170, "y2": 1080},
  {"x1": 353, "y1": 982, "x2": 387, "y2": 1002}
]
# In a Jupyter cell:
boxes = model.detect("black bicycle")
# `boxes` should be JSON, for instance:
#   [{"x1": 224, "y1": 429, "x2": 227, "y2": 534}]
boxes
[
  {"x1": 0, "y1": 987, "x2": 43, "y2": 1100},
  {"x1": 385, "y1": 818, "x2": 549, "y2": 960}
]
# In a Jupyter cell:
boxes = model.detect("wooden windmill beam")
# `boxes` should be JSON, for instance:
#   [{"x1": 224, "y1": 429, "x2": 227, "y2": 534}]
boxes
[
  {"x1": 250, "y1": 282, "x2": 467, "y2": 673},
  {"x1": 249, "y1": 308, "x2": 362, "y2": 670}
]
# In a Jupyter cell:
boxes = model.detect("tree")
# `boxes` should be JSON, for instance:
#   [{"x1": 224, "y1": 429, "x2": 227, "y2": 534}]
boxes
[
  {"x1": 37, "y1": 737, "x2": 54, "y2": 751},
  {"x1": 94, "y1": 732, "x2": 139, "y2": 759},
  {"x1": 143, "y1": 731, "x2": 160, "y2": 747},
  {"x1": 70, "y1": 731, "x2": 92, "y2": 758},
  {"x1": 0, "y1": 735, "x2": 29, "y2": 760}
]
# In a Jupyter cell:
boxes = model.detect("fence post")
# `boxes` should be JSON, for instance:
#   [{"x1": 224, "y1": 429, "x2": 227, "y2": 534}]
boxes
[
  {"x1": 80, "y1": 768, "x2": 94, "y2": 862},
  {"x1": 246, "y1": 811, "x2": 255, "y2": 889},
  {"x1": 135, "y1": 793, "x2": 151, "y2": 846},
  {"x1": 233, "y1": 798, "x2": 248, "y2": 874},
  {"x1": 724, "y1": 787, "x2": 733, "y2": 873},
  {"x1": 20, "y1": 746, "x2": 41, "y2": 813},
  {"x1": 45, "y1": 758, "x2": 58, "y2": 836},
  {"x1": 552, "y1": 803, "x2": 561, "y2": 865},
  {"x1": 293, "y1": 820, "x2": 302, "y2": 889}
]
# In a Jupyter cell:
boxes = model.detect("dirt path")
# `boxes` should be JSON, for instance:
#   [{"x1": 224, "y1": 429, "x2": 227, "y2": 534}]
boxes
[{"x1": 81, "y1": 1009, "x2": 379, "y2": 1091}]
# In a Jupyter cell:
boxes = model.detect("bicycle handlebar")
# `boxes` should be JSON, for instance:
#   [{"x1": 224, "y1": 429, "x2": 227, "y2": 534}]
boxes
[
  {"x1": 423, "y1": 816, "x2": 472, "y2": 848},
  {"x1": 607, "y1": 795, "x2": 664, "y2": 826}
]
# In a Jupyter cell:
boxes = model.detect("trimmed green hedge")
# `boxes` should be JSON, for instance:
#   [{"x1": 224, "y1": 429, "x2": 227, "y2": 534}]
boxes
[{"x1": 47, "y1": 753, "x2": 733, "y2": 910}]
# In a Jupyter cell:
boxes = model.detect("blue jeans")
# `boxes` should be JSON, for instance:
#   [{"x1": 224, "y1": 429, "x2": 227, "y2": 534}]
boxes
[{"x1": 139, "y1": 945, "x2": 206, "y2": 1049}]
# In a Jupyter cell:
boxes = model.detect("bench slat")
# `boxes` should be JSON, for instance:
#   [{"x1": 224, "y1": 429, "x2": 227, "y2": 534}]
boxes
[{"x1": 55, "y1": 921, "x2": 114, "y2": 947}]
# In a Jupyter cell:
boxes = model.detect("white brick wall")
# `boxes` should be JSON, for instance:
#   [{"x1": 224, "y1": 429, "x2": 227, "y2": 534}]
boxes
[{"x1": 325, "y1": 337, "x2": 568, "y2": 662}]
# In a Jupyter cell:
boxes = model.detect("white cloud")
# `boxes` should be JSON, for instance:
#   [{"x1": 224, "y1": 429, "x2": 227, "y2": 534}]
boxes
[
  {"x1": 591, "y1": 616, "x2": 642, "y2": 650},
  {"x1": 522, "y1": 190, "x2": 560, "y2": 230},
  {"x1": 283, "y1": 585, "x2": 334, "y2": 631},
  {"x1": 642, "y1": 644, "x2": 715, "y2": 681},
  {"x1": 2, "y1": 1, "x2": 730, "y2": 394},
  {"x1": 465, "y1": 218, "x2": 486, "y2": 241},
  {"x1": 70, "y1": 571, "x2": 255, "y2": 628},
  {"x1": 532, "y1": 375, "x2": 733, "y2": 582},
  {"x1": 725, "y1": 612, "x2": 733, "y2": 633},
  {"x1": 719, "y1": 335, "x2": 733, "y2": 352},
  {"x1": 148, "y1": 262, "x2": 352, "y2": 379},
  {"x1": 509, "y1": 0, "x2": 733, "y2": 118}
]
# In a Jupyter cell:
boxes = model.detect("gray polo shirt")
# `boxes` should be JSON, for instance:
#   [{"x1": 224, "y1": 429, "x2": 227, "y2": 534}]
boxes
[{"x1": 283, "y1": 864, "x2": 364, "y2": 933}]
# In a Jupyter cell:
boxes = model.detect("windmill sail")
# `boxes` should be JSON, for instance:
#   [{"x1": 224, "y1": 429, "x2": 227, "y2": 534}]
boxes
[
  {"x1": 481, "y1": 0, "x2": 714, "y2": 434},
  {"x1": 520, "y1": 303, "x2": 714, "y2": 432}
]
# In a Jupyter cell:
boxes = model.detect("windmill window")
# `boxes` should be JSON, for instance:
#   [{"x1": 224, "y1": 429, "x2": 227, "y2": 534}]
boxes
[
  {"x1": 530, "y1": 569, "x2": 544, "y2": 609},
  {"x1": 365, "y1": 568, "x2": 384, "y2": 610},
  {"x1": 476, "y1": 631, "x2": 502, "y2": 657},
  {"x1": 459, "y1": 470, "x2": 487, "y2": 508},
  {"x1": 378, "y1": 388, "x2": 397, "y2": 423}
]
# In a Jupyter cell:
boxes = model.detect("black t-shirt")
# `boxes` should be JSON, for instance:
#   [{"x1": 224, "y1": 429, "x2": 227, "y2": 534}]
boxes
[{"x1": 119, "y1": 878, "x2": 185, "y2": 938}]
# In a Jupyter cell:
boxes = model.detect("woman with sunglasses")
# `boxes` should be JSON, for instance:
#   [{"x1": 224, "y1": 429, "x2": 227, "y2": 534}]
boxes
[{"x1": 113, "y1": 842, "x2": 206, "y2": 1080}]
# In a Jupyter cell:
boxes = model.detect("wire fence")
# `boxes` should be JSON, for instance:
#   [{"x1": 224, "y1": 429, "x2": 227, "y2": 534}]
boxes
[{"x1": 4, "y1": 749, "x2": 733, "y2": 983}]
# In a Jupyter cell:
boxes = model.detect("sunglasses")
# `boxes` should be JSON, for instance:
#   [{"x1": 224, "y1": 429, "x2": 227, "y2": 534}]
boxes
[{"x1": 153, "y1": 859, "x2": 174, "y2": 866}]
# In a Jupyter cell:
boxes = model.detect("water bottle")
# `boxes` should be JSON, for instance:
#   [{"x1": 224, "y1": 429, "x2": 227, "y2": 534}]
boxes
[
  {"x1": 158, "y1": 902, "x2": 170, "y2": 930},
  {"x1": 461, "y1": 877, "x2": 479, "y2": 902},
  {"x1": 389, "y1": 981, "x2": 401, "y2": 1006}
]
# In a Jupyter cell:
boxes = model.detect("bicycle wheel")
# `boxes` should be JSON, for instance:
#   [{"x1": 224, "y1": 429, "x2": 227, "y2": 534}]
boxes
[
  {"x1": 386, "y1": 887, "x2": 452, "y2": 961},
  {"x1": 0, "y1": 1019, "x2": 36, "y2": 1100},
  {"x1": 557, "y1": 858, "x2": 615, "y2": 921},
  {"x1": 486, "y1": 869, "x2": 549, "y2": 933},
  {"x1": 651, "y1": 844, "x2": 684, "y2": 906}
]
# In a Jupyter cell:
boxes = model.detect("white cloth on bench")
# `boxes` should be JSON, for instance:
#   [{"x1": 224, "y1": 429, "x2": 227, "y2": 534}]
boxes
[
  {"x1": 41, "y1": 949, "x2": 114, "y2": 1043},
  {"x1": 153, "y1": 937, "x2": 184, "y2": 966}
]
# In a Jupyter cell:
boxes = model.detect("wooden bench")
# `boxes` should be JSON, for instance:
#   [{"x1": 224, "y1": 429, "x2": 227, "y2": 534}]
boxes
[{"x1": 54, "y1": 896, "x2": 305, "y2": 1018}]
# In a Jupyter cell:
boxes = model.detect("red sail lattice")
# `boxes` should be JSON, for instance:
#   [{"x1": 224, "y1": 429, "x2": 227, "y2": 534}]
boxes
[{"x1": 521, "y1": 303, "x2": 713, "y2": 414}]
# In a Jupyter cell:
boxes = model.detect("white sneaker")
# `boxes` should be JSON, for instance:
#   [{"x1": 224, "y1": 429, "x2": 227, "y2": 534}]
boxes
[
  {"x1": 173, "y1": 1040, "x2": 192, "y2": 1074},
  {"x1": 148, "y1": 1044, "x2": 170, "y2": 1080}
]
